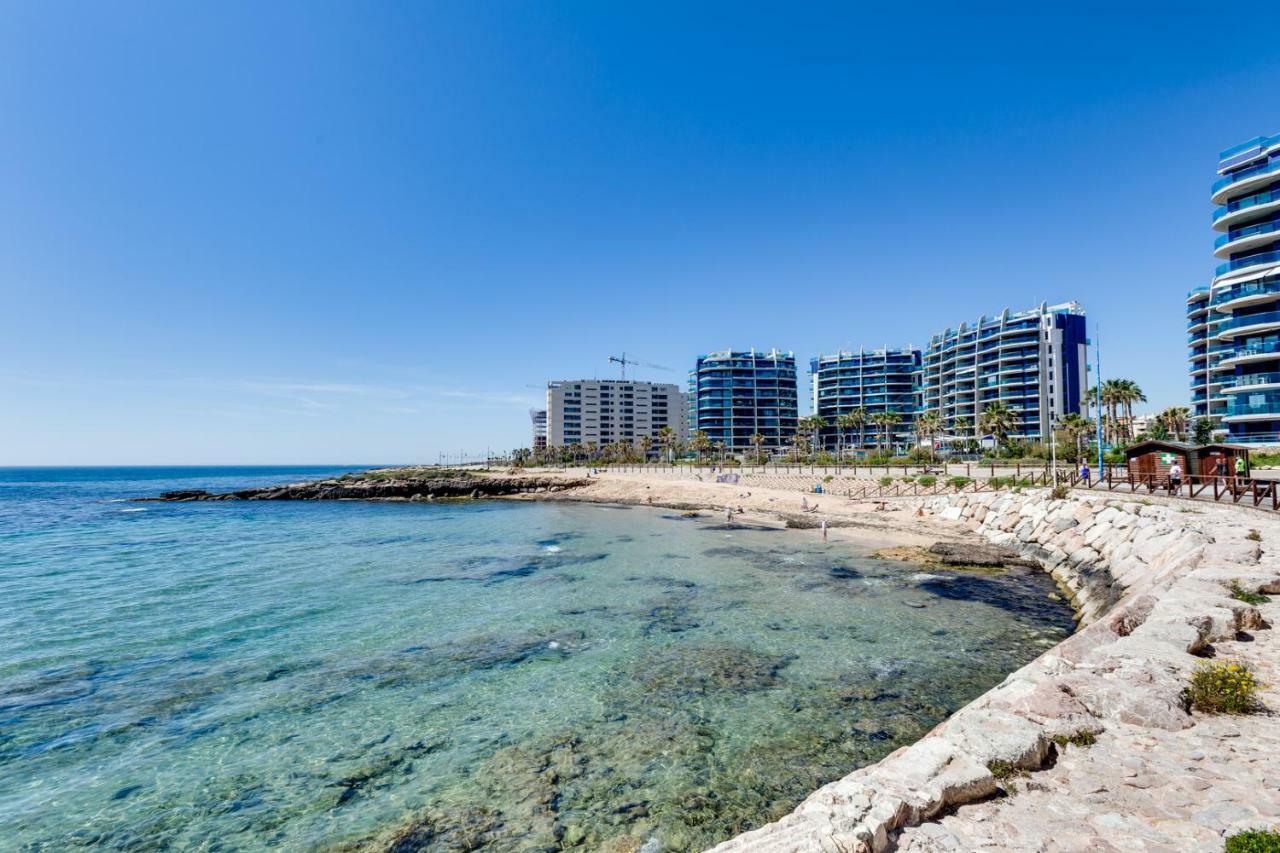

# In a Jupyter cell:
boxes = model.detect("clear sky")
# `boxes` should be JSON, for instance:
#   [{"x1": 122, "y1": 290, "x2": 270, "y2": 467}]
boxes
[{"x1": 3, "y1": 2, "x2": 1279, "y2": 465}]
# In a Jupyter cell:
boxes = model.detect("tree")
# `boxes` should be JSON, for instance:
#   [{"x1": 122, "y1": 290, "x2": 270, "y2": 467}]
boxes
[
  {"x1": 978, "y1": 401, "x2": 1017, "y2": 451},
  {"x1": 835, "y1": 413, "x2": 858, "y2": 460},
  {"x1": 750, "y1": 432, "x2": 767, "y2": 464},
  {"x1": 638, "y1": 435, "x2": 653, "y2": 461},
  {"x1": 1116, "y1": 380, "x2": 1147, "y2": 441},
  {"x1": 690, "y1": 430, "x2": 712, "y2": 462},
  {"x1": 797, "y1": 415, "x2": 828, "y2": 459},
  {"x1": 1159, "y1": 406, "x2": 1191, "y2": 442},
  {"x1": 657, "y1": 426, "x2": 675, "y2": 462},
  {"x1": 1194, "y1": 417, "x2": 1215, "y2": 445},
  {"x1": 1056, "y1": 412, "x2": 1093, "y2": 462},
  {"x1": 953, "y1": 416, "x2": 971, "y2": 437},
  {"x1": 914, "y1": 411, "x2": 941, "y2": 461},
  {"x1": 870, "y1": 411, "x2": 902, "y2": 453},
  {"x1": 1147, "y1": 420, "x2": 1171, "y2": 441}
]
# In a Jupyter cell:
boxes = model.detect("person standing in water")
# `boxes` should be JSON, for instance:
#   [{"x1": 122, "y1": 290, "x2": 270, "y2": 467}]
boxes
[{"x1": 821, "y1": 518, "x2": 828, "y2": 542}]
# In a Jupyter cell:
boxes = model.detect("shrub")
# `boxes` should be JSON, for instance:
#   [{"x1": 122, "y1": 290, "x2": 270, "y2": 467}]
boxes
[
  {"x1": 1051, "y1": 730, "x2": 1097, "y2": 748},
  {"x1": 947, "y1": 476, "x2": 972, "y2": 491},
  {"x1": 1247, "y1": 529, "x2": 1263, "y2": 542},
  {"x1": 823, "y1": 475, "x2": 834, "y2": 483},
  {"x1": 878, "y1": 476, "x2": 894, "y2": 487},
  {"x1": 917, "y1": 475, "x2": 937, "y2": 487},
  {"x1": 1225, "y1": 829, "x2": 1280, "y2": 853},
  {"x1": 987, "y1": 476, "x2": 1010, "y2": 489},
  {"x1": 1187, "y1": 660, "x2": 1264, "y2": 715},
  {"x1": 901, "y1": 475, "x2": 915, "y2": 483},
  {"x1": 1230, "y1": 580, "x2": 1270, "y2": 606},
  {"x1": 1051, "y1": 485, "x2": 1069, "y2": 500}
]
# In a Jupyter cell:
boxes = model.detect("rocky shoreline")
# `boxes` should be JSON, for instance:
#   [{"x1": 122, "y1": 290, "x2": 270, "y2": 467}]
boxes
[{"x1": 135, "y1": 472, "x2": 587, "y2": 503}]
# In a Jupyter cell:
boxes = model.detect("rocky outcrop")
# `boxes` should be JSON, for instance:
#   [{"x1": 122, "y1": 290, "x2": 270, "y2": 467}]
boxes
[
  {"x1": 710, "y1": 490, "x2": 1280, "y2": 853},
  {"x1": 137, "y1": 475, "x2": 587, "y2": 502}
]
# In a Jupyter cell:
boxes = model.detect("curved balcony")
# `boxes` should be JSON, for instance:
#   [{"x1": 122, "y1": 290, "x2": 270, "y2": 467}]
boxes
[
  {"x1": 1224, "y1": 392, "x2": 1280, "y2": 421},
  {"x1": 1223, "y1": 372, "x2": 1280, "y2": 394},
  {"x1": 1214, "y1": 218, "x2": 1280, "y2": 258},
  {"x1": 1211, "y1": 158, "x2": 1280, "y2": 204},
  {"x1": 1216, "y1": 339, "x2": 1280, "y2": 368},
  {"x1": 1210, "y1": 278, "x2": 1280, "y2": 311},
  {"x1": 1213, "y1": 189, "x2": 1280, "y2": 231},
  {"x1": 1211, "y1": 310, "x2": 1280, "y2": 340},
  {"x1": 1215, "y1": 249, "x2": 1280, "y2": 280},
  {"x1": 1187, "y1": 285, "x2": 1211, "y2": 304}
]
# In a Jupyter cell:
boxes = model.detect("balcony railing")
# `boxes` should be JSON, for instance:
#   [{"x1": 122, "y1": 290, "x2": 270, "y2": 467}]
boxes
[
  {"x1": 1212, "y1": 280, "x2": 1280, "y2": 308},
  {"x1": 1215, "y1": 217, "x2": 1280, "y2": 251},
  {"x1": 1217, "y1": 249, "x2": 1280, "y2": 278},
  {"x1": 1214, "y1": 311, "x2": 1280, "y2": 335},
  {"x1": 1226, "y1": 393, "x2": 1280, "y2": 416},
  {"x1": 1212, "y1": 157, "x2": 1280, "y2": 196},
  {"x1": 1231, "y1": 372, "x2": 1280, "y2": 389},
  {"x1": 1214, "y1": 188, "x2": 1280, "y2": 223}
]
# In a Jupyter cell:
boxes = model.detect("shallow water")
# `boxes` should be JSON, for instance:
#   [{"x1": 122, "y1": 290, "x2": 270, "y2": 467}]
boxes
[{"x1": 0, "y1": 468, "x2": 1075, "y2": 852}]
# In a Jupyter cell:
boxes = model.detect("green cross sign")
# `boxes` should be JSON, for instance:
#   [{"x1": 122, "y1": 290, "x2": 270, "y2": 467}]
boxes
[{"x1": 1160, "y1": 453, "x2": 1175, "y2": 465}]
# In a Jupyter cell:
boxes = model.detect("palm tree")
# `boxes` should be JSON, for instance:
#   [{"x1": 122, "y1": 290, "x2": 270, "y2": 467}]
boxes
[
  {"x1": 798, "y1": 415, "x2": 828, "y2": 459},
  {"x1": 657, "y1": 426, "x2": 675, "y2": 463},
  {"x1": 915, "y1": 411, "x2": 941, "y2": 461},
  {"x1": 1159, "y1": 406, "x2": 1191, "y2": 442},
  {"x1": 750, "y1": 432, "x2": 767, "y2": 464},
  {"x1": 850, "y1": 408, "x2": 868, "y2": 459},
  {"x1": 1056, "y1": 412, "x2": 1093, "y2": 461},
  {"x1": 870, "y1": 411, "x2": 902, "y2": 453},
  {"x1": 638, "y1": 435, "x2": 654, "y2": 462},
  {"x1": 836, "y1": 412, "x2": 860, "y2": 460},
  {"x1": 1118, "y1": 380, "x2": 1147, "y2": 441},
  {"x1": 690, "y1": 430, "x2": 712, "y2": 462},
  {"x1": 583, "y1": 441, "x2": 598, "y2": 463},
  {"x1": 978, "y1": 401, "x2": 1016, "y2": 451}
]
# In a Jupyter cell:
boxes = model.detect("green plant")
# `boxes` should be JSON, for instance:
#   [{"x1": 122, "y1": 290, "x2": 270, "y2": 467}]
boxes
[
  {"x1": 1230, "y1": 580, "x2": 1271, "y2": 606},
  {"x1": 878, "y1": 476, "x2": 894, "y2": 487},
  {"x1": 1051, "y1": 484, "x2": 1069, "y2": 500},
  {"x1": 1050, "y1": 730, "x2": 1097, "y2": 748},
  {"x1": 946, "y1": 475, "x2": 971, "y2": 491},
  {"x1": 1187, "y1": 660, "x2": 1264, "y2": 715},
  {"x1": 917, "y1": 475, "x2": 937, "y2": 487},
  {"x1": 1225, "y1": 829, "x2": 1280, "y2": 853},
  {"x1": 986, "y1": 760, "x2": 1026, "y2": 794},
  {"x1": 900, "y1": 475, "x2": 915, "y2": 483},
  {"x1": 823, "y1": 475, "x2": 834, "y2": 483},
  {"x1": 1247, "y1": 529, "x2": 1263, "y2": 542}
]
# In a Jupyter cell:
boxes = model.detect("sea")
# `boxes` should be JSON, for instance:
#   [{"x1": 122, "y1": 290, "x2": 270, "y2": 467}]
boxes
[{"x1": 0, "y1": 466, "x2": 1076, "y2": 851}]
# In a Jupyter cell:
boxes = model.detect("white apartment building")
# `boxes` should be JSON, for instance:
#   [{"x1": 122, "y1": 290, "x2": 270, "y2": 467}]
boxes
[{"x1": 545, "y1": 380, "x2": 688, "y2": 451}]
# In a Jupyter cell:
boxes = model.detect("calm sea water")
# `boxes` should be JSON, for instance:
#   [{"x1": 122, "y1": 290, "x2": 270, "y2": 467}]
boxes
[{"x1": 0, "y1": 467, "x2": 1076, "y2": 852}]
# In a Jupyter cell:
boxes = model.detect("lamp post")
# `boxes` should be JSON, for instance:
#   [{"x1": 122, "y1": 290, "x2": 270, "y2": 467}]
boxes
[{"x1": 1095, "y1": 325, "x2": 1104, "y2": 480}]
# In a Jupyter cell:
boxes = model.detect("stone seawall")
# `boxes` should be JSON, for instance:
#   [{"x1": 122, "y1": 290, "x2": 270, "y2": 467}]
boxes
[{"x1": 710, "y1": 490, "x2": 1280, "y2": 853}]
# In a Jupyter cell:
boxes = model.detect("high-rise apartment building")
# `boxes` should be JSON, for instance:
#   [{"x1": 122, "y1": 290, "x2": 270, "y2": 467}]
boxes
[
  {"x1": 544, "y1": 380, "x2": 687, "y2": 451},
  {"x1": 809, "y1": 348, "x2": 920, "y2": 453},
  {"x1": 1201, "y1": 132, "x2": 1280, "y2": 444},
  {"x1": 530, "y1": 408, "x2": 547, "y2": 451},
  {"x1": 920, "y1": 302, "x2": 1088, "y2": 442},
  {"x1": 688, "y1": 349, "x2": 798, "y2": 451}
]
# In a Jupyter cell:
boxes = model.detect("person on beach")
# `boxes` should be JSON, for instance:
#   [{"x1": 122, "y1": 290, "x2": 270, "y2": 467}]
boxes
[
  {"x1": 1236, "y1": 455, "x2": 1247, "y2": 484},
  {"x1": 821, "y1": 519, "x2": 828, "y2": 542},
  {"x1": 800, "y1": 496, "x2": 808, "y2": 511},
  {"x1": 725, "y1": 506, "x2": 733, "y2": 525},
  {"x1": 1168, "y1": 461, "x2": 1183, "y2": 495},
  {"x1": 1079, "y1": 461, "x2": 1090, "y2": 486}
]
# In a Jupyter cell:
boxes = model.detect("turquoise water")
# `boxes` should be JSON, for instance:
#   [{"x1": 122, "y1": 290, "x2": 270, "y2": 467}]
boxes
[{"x1": 0, "y1": 468, "x2": 1075, "y2": 852}]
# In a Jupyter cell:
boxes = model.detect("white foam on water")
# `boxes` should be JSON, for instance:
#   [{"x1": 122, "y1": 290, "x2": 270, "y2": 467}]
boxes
[
  {"x1": 118, "y1": 508, "x2": 147, "y2": 513},
  {"x1": 544, "y1": 545, "x2": 562, "y2": 553}
]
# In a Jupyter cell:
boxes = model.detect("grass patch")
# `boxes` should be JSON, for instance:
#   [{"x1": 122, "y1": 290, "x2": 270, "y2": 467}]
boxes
[
  {"x1": 878, "y1": 476, "x2": 894, "y2": 487},
  {"x1": 1051, "y1": 730, "x2": 1097, "y2": 749},
  {"x1": 1230, "y1": 580, "x2": 1271, "y2": 606},
  {"x1": 1226, "y1": 829, "x2": 1280, "y2": 853},
  {"x1": 1187, "y1": 660, "x2": 1265, "y2": 715},
  {"x1": 986, "y1": 760, "x2": 1027, "y2": 794},
  {"x1": 917, "y1": 475, "x2": 937, "y2": 487},
  {"x1": 1051, "y1": 485, "x2": 1069, "y2": 500},
  {"x1": 946, "y1": 475, "x2": 972, "y2": 491},
  {"x1": 1247, "y1": 529, "x2": 1263, "y2": 542}
]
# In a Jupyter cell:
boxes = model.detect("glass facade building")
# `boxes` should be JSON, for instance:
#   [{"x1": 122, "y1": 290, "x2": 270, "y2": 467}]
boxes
[
  {"x1": 809, "y1": 348, "x2": 921, "y2": 454},
  {"x1": 921, "y1": 302, "x2": 1088, "y2": 442},
  {"x1": 688, "y1": 349, "x2": 798, "y2": 451},
  {"x1": 1202, "y1": 132, "x2": 1280, "y2": 444}
]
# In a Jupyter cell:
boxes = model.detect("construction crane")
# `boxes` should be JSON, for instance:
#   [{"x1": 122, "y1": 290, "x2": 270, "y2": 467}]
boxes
[{"x1": 608, "y1": 353, "x2": 672, "y2": 380}]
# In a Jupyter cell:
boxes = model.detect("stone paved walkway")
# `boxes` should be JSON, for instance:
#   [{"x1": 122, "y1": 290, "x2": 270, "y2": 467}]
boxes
[{"x1": 896, "y1": 598, "x2": 1280, "y2": 852}]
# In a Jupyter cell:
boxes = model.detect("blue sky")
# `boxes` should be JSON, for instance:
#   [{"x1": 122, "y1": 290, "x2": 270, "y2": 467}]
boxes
[{"x1": 3, "y1": 3, "x2": 1279, "y2": 464}]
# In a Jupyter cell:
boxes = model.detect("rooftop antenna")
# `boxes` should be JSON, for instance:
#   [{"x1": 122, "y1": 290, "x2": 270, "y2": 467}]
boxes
[{"x1": 608, "y1": 353, "x2": 672, "y2": 380}]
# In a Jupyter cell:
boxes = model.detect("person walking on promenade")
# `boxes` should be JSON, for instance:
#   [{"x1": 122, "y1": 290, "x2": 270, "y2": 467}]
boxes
[
  {"x1": 1236, "y1": 455, "x2": 1247, "y2": 487},
  {"x1": 1169, "y1": 460, "x2": 1183, "y2": 496},
  {"x1": 1079, "y1": 461, "x2": 1091, "y2": 487}
]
